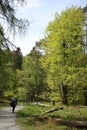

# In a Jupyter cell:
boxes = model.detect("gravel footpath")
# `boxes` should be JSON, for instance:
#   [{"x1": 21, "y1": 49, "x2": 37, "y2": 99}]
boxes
[{"x1": 0, "y1": 106, "x2": 24, "y2": 130}]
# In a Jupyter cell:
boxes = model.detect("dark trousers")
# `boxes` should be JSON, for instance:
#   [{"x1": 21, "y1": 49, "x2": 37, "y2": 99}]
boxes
[{"x1": 12, "y1": 105, "x2": 16, "y2": 113}]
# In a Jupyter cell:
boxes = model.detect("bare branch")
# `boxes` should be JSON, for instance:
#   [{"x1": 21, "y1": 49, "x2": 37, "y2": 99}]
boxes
[{"x1": 0, "y1": 0, "x2": 29, "y2": 36}]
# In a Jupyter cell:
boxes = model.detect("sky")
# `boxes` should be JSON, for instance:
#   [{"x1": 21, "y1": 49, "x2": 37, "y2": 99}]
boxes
[{"x1": 11, "y1": 0, "x2": 87, "y2": 56}]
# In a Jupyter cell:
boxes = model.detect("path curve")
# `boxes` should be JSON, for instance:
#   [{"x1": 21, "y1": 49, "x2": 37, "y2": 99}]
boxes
[{"x1": 0, "y1": 106, "x2": 24, "y2": 130}]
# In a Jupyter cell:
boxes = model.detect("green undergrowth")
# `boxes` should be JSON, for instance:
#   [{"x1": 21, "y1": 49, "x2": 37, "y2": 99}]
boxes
[
  {"x1": 17, "y1": 103, "x2": 43, "y2": 117},
  {"x1": 17, "y1": 117, "x2": 69, "y2": 130},
  {"x1": 17, "y1": 103, "x2": 87, "y2": 130},
  {"x1": 46, "y1": 106, "x2": 87, "y2": 121},
  {"x1": 0, "y1": 100, "x2": 10, "y2": 107}
]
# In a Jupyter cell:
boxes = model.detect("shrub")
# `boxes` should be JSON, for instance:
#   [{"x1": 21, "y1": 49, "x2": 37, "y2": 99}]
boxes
[{"x1": 17, "y1": 104, "x2": 42, "y2": 117}]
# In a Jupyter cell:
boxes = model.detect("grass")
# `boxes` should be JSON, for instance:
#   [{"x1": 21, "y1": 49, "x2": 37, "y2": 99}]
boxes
[
  {"x1": 17, "y1": 103, "x2": 87, "y2": 130},
  {"x1": 17, "y1": 104, "x2": 43, "y2": 117},
  {"x1": 0, "y1": 100, "x2": 10, "y2": 107},
  {"x1": 17, "y1": 116, "x2": 69, "y2": 130},
  {"x1": 46, "y1": 106, "x2": 87, "y2": 121}
]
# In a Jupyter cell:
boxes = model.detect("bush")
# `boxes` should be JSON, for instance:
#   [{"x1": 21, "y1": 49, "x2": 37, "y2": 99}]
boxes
[{"x1": 17, "y1": 104, "x2": 42, "y2": 117}]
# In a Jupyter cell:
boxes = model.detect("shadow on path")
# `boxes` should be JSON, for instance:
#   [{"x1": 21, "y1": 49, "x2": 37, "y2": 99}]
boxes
[{"x1": 0, "y1": 106, "x2": 24, "y2": 130}]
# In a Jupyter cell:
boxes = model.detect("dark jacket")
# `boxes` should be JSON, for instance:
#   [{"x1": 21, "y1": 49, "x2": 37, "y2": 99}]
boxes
[{"x1": 10, "y1": 98, "x2": 17, "y2": 107}]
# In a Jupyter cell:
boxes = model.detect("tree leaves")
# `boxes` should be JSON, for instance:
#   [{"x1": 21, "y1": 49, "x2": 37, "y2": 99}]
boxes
[{"x1": 40, "y1": 6, "x2": 87, "y2": 105}]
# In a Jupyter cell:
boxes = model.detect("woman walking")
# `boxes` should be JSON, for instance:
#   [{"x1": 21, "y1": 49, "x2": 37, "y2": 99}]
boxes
[{"x1": 10, "y1": 97, "x2": 17, "y2": 113}]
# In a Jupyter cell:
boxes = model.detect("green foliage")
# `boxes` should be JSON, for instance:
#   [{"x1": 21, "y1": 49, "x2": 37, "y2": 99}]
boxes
[
  {"x1": 0, "y1": 100, "x2": 9, "y2": 107},
  {"x1": 39, "y1": 6, "x2": 87, "y2": 105},
  {"x1": 18, "y1": 104, "x2": 42, "y2": 117},
  {"x1": 12, "y1": 47, "x2": 23, "y2": 71},
  {"x1": 18, "y1": 117, "x2": 68, "y2": 130},
  {"x1": 46, "y1": 106, "x2": 87, "y2": 121},
  {"x1": 17, "y1": 87, "x2": 27, "y2": 101},
  {"x1": 19, "y1": 47, "x2": 48, "y2": 102},
  {"x1": 0, "y1": 4, "x2": 87, "y2": 107},
  {"x1": 0, "y1": 0, "x2": 28, "y2": 99},
  {"x1": 0, "y1": 43, "x2": 23, "y2": 98},
  {"x1": 18, "y1": 104, "x2": 87, "y2": 121},
  {"x1": 17, "y1": 104, "x2": 87, "y2": 130}
]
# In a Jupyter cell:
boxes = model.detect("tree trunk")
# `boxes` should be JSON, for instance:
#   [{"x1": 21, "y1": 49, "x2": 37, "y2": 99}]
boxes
[
  {"x1": 55, "y1": 118, "x2": 87, "y2": 128},
  {"x1": 59, "y1": 84, "x2": 68, "y2": 105}
]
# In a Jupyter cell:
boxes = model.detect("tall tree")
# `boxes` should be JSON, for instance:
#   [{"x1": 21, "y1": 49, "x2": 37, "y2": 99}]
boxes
[
  {"x1": 40, "y1": 6, "x2": 87, "y2": 105},
  {"x1": 0, "y1": 0, "x2": 29, "y2": 99},
  {"x1": 18, "y1": 46, "x2": 48, "y2": 103},
  {"x1": 12, "y1": 47, "x2": 23, "y2": 71}
]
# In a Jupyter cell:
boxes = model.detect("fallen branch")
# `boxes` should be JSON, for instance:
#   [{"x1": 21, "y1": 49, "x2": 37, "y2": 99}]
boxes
[
  {"x1": 41, "y1": 107, "x2": 64, "y2": 115},
  {"x1": 38, "y1": 103, "x2": 49, "y2": 107},
  {"x1": 55, "y1": 118, "x2": 87, "y2": 128}
]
